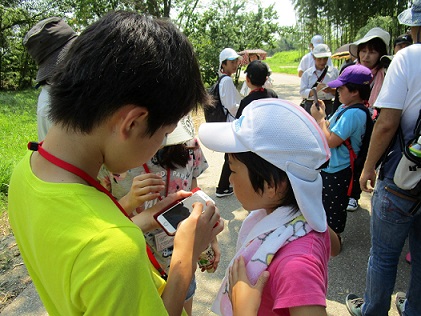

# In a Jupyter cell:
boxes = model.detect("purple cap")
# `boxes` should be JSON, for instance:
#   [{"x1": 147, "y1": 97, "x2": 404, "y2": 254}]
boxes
[{"x1": 328, "y1": 64, "x2": 373, "y2": 88}]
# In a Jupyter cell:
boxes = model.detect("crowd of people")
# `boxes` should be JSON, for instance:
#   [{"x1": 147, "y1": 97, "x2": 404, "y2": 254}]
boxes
[{"x1": 7, "y1": 1, "x2": 421, "y2": 315}]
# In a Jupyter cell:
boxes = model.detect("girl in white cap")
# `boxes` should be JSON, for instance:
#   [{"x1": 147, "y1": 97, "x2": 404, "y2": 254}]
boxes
[{"x1": 199, "y1": 99, "x2": 336, "y2": 315}]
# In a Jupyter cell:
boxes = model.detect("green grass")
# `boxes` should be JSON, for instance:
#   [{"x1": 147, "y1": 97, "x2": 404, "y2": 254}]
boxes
[
  {"x1": 265, "y1": 50, "x2": 302, "y2": 75},
  {"x1": 0, "y1": 89, "x2": 38, "y2": 213}
]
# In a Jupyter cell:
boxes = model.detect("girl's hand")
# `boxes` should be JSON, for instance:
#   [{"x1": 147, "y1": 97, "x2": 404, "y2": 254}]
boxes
[
  {"x1": 118, "y1": 173, "x2": 165, "y2": 213},
  {"x1": 229, "y1": 256, "x2": 270, "y2": 316},
  {"x1": 200, "y1": 237, "x2": 221, "y2": 272}
]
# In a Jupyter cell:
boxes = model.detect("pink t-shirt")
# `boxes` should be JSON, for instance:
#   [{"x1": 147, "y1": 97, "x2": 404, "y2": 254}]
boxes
[{"x1": 258, "y1": 230, "x2": 330, "y2": 316}]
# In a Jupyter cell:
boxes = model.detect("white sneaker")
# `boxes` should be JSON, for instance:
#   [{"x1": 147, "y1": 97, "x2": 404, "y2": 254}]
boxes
[{"x1": 346, "y1": 198, "x2": 359, "y2": 212}]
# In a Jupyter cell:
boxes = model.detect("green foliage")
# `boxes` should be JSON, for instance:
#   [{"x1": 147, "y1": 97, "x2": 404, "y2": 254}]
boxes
[
  {"x1": 265, "y1": 50, "x2": 300, "y2": 75},
  {"x1": 292, "y1": 0, "x2": 408, "y2": 55},
  {"x1": 183, "y1": 0, "x2": 279, "y2": 85},
  {"x1": 0, "y1": 89, "x2": 38, "y2": 196}
]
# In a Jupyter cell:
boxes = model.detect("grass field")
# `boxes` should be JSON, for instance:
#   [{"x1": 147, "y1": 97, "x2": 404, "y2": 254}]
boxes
[
  {"x1": 0, "y1": 89, "x2": 38, "y2": 213},
  {"x1": 265, "y1": 50, "x2": 302, "y2": 75}
]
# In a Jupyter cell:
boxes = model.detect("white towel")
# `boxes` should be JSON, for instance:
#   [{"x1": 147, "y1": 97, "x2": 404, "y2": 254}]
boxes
[{"x1": 212, "y1": 206, "x2": 311, "y2": 315}]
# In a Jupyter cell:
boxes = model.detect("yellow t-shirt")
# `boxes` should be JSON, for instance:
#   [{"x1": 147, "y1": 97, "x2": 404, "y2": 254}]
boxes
[{"x1": 8, "y1": 152, "x2": 174, "y2": 315}]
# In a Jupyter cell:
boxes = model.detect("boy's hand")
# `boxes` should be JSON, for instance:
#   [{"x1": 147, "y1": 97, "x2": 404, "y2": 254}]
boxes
[
  {"x1": 311, "y1": 100, "x2": 326, "y2": 122},
  {"x1": 174, "y1": 200, "x2": 224, "y2": 271},
  {"x1": 131, "y1": 190, "x2": 193, "y2": 232}
]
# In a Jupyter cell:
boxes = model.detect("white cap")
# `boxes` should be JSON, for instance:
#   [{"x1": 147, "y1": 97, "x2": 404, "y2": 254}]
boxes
[
  {"x1": 199, "y1": 99, "x2": 330, "y2": 232},
  {"x1": 311, "y1": 35, "x2": 324, "y2": 46},
  {"x1": 162, "y1": 114, "x2": 195, "y2": 146},
  {"x1": 219, "y1": 48, "x2": 241, "y2": 71},
  {"x1": 312, "y1": 44, "x2": 332, "y2": 58}
]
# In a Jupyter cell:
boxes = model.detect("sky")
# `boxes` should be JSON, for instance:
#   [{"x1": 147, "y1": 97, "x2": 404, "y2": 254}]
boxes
[{"x1": 260, "y1": 0, "x2": 297, "y2": 26}]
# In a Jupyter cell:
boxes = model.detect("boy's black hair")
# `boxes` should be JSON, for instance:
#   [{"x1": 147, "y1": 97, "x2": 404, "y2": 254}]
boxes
[
  {"x1": 245, "y1": 60, "x2": 269, "y2": 86},
  {"x1": 357, "y1": 37, "x2": 388, "y2": 68},
  {"x1": 344, "y1": 82, "x2": 371, "y2": 101},
  {"x1": 230, "y1": 152, "x2": 298, "y2": 210},
  {"x1": 49, "y1": 11, "x2": 209, "y2": 135}
]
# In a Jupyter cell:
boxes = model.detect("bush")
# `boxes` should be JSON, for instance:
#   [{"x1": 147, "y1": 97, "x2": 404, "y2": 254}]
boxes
[{"x1": 0, "y1": 89, "x2": 38, "y2": 202}]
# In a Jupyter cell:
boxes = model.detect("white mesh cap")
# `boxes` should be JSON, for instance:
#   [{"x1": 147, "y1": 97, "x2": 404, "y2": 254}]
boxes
[
  {"x1": 162, "y1": 114, "x2": 195, "y2": 146},
  {"x1": 199, "y1": 99, "x2": 331, "y2": 232}
]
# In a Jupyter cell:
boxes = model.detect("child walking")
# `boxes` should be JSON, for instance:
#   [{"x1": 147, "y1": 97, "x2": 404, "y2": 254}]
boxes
[
  {"x1": 199, "y1": 99, "x2": 332, "y2": 315},
  {"x1": 311, "y1": 64, "x2": 373, "y2": 248}
]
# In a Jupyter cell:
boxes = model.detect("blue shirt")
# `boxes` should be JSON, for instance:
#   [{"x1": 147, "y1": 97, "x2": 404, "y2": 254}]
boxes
[{"x1": 324, "y1": 105, "x2": 367, "y2": 173}]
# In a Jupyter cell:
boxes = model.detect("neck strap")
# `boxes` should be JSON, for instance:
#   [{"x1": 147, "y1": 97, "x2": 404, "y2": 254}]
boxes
[{"x1": 28, "y1": 142, "x2": 168, "y2": 280}]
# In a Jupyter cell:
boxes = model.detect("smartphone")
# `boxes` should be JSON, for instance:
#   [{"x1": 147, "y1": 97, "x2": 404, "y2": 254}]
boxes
[
  {"x1": 311, "y1": 87, "x2": 320, "y2": 110},
  {"x1": 154, "y1": 189, "x2": 215, "y2": 236}
]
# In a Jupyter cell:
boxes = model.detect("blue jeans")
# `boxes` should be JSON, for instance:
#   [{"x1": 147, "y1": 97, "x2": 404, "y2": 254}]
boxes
[{"x1": 362, "y1": 177, "x2": 421, "y2": 316}]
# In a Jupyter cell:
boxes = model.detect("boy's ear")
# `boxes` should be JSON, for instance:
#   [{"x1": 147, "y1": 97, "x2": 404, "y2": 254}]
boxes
[
  {"x1": 246, "y1": 76, "x2": 251, "y2": 84},
  {"x1": 118, "y1": 106, "x2": 149, "y2": 139}
]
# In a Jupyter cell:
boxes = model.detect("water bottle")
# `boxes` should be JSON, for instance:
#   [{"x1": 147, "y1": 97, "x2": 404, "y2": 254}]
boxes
[
  {"x1": 409, "y1": 136, "x2": 421, "y2": 158},
  {"x1": 197, "y1": 244, "x2": 215, "y2": 273}
]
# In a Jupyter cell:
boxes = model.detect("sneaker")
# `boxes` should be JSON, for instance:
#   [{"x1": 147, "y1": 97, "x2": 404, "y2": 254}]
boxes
[
  {"x1": 405, "y1": 252, "x2": 411, "y2": 264},
  {"x1": 395, "y1": 292, "x2": 406, "y2": 316},
  {"x1": 216, "y1": 187, "x2": 233, "y2": 198},
  {"x1": 345, "y1": 293, "x2": 363, "y2": 316},
  {"x1": 347, "y1": 198, "x2": 359, "y2": 212}
]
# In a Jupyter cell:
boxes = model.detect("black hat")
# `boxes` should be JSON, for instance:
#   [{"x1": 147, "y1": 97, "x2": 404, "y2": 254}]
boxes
[
  {"x1": 23, "y1": 17, "x2": 77, "y2": 83},
  {"x1": 245, "y1": 60, "x2": 269, "y2": 86},
  {"x1": 394, "y1": 33, "x2": 413, "y2": 47}
]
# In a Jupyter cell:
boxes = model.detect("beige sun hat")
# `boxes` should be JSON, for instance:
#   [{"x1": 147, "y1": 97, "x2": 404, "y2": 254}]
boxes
[{"x1": 349, "y1": 27, "x2": 390, "y2": 58}]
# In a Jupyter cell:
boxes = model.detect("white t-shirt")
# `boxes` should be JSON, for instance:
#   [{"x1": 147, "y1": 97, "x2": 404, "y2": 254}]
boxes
[
  {"x1": 374, "y1": 44, "x2": 421, "y2": 177},
  {"x1": 37, "y1": 86, "x2": 53, "y2": 141},
  {"x1": 299, "y1": 66, "x2": 338, "y2": 100}
]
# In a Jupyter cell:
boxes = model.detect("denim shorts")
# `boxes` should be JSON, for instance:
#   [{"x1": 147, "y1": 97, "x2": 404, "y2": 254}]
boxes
[{"x1": 185, "y1": 274, "x2": 196, "y2": 301}]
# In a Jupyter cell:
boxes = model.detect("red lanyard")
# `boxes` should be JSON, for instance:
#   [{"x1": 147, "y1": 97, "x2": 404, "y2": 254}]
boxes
[
  {"x1": 249, "y1": 87, "x2": 264, "y2": 94},
  {"x1": 28, "y1": 142, "x2": 168, "y2": 280},
  {"x1": 142, "y1": 163, "x2": 170, "y2": 198}
]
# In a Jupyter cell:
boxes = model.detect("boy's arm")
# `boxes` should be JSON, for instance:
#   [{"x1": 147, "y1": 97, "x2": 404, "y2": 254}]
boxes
[{"x1": 162, "y1": 201, "x2": 224, "y2": 316}]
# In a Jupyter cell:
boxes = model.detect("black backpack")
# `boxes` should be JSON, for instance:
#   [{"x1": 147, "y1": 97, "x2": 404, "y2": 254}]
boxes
[
  {"x1": 336, "y1": 104, "x2": 374, "y2": 194},
  {"x1": 204, "y1": 75, "x2": 228, "y2": 122}
]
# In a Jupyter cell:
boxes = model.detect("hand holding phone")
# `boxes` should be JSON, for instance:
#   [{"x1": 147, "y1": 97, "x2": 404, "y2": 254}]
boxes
[
  {"x1": 154, "y1": 189, "x2": 215, "y2": 236},
  {"x1": 311, "y1": 87, "x2": 320, "y2": 110}
]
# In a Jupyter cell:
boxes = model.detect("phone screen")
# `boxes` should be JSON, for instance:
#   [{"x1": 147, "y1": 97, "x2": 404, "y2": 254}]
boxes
[
  {"x1": 155, "y1": 190, "x2": 214, "y2": 235},
  {"x1": 161, "y1": 202, "x2": 191, "y2": 228}
]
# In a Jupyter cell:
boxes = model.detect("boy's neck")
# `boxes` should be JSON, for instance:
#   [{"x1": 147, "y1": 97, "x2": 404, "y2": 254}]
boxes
[
  {"x1": 247, "y1": 83, "x2": 264, "y2": 92},
  {"x1": 344, "y1": 98, "x2": 364, "y2": 107},
  {"x1": 31, "y1": 125, "x2": 104, "y2": 185}
]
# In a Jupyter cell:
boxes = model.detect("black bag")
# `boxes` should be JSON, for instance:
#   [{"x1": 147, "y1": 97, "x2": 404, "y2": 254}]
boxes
[{"x1": 204, "y1": 75, "x2": 228, "y2": 122}]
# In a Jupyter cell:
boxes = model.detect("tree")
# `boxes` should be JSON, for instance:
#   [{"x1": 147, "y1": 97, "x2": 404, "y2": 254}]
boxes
[{"x1": 182, "y1": 0, "x2": 279, "y2": 85}]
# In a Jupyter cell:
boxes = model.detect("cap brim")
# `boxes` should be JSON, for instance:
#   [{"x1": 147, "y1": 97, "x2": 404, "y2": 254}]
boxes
[
  {"x1": 226, "y1": 56, "x2": 241, "y2": 60},
  {"x1": 313, "y1": 53, "x2": 331, "y2": 58},
  {"x1": 198, "y1": 121, "x2": 248, "y2": 153},
  {"x1": 327, "y1": 78, "x2": 345, "y2": 88}
]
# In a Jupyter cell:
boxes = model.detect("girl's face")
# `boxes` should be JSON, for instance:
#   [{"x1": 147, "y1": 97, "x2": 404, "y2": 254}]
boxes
[
  {"x1": 358, "y1": 46, "x2": 380, "y2": 69},
  {"x1": 228, "y1": 155, "x2": 269, "y2": 211}
]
